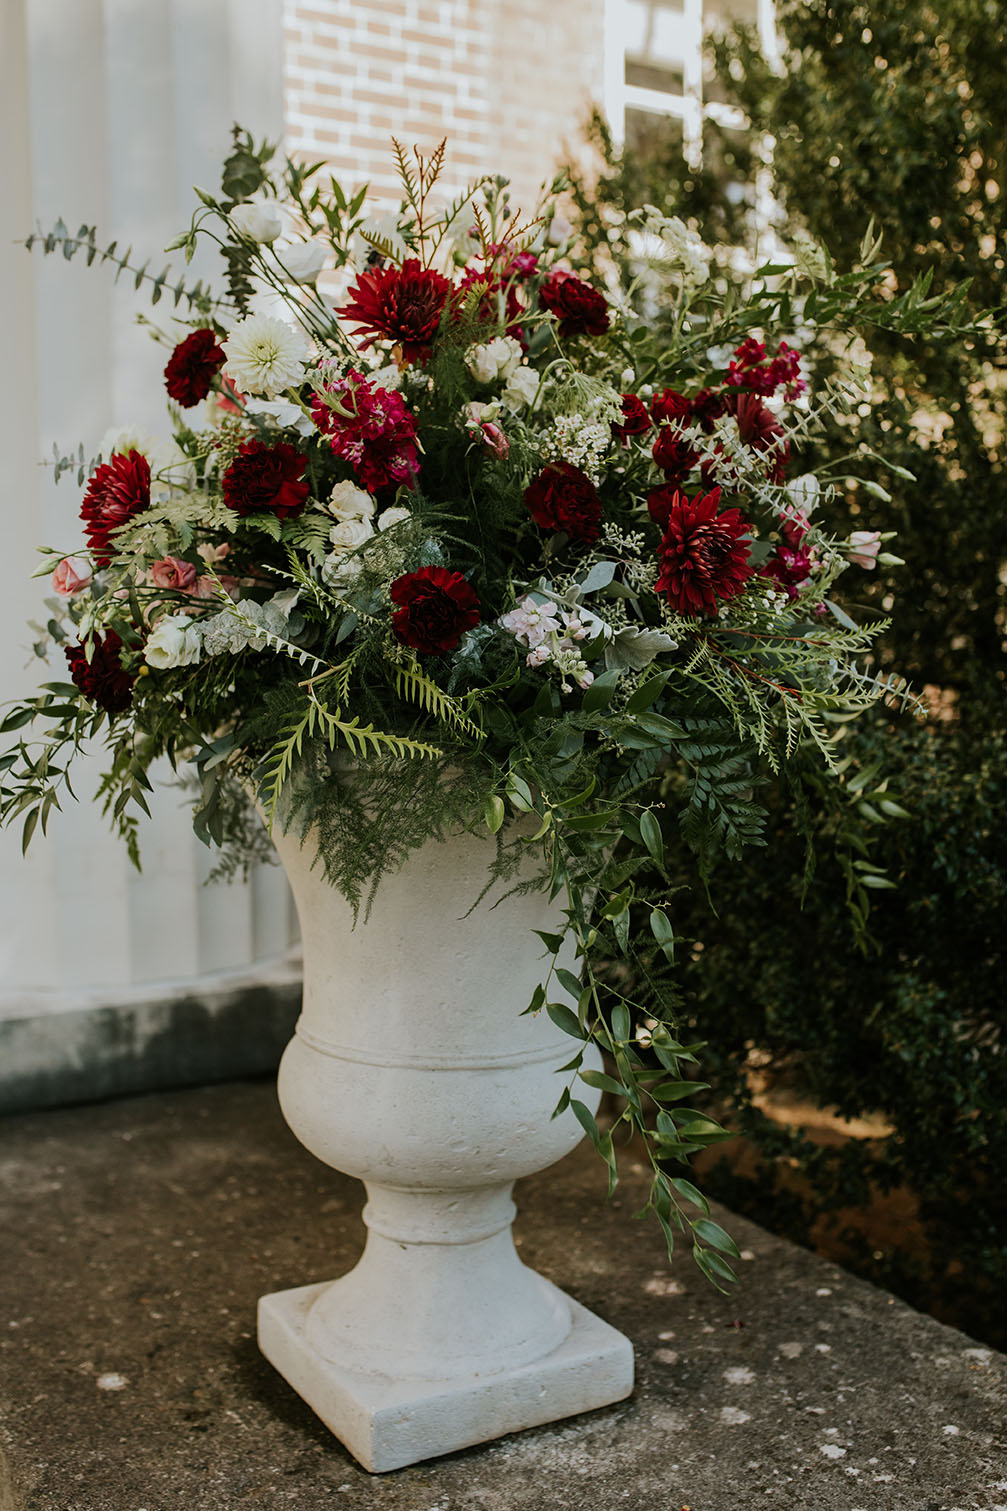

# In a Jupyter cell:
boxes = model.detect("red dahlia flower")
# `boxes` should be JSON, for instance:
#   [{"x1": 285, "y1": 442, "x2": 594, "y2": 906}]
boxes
[
  {"x1": 163, "y1": 328, "x2": 226, "y2": 407},
  {"x1": 539, "y1": 270, "x2": 610, "y2": 337},
  {"x1": 612, "y1": 394, "x2": 652, "y2": 444},
  {"x1": 389, "y1": 566, "x2": 481, "y2": 655},
  {"x1": 64, "y1": 631, "x2": 133, "y2": 715},
  {"x1": 655, "y1": 488, "x2": 753, "y2": 618},
  {"x1": 80, "y1": 450, "x2": 151, "y2": 566},
  {"x1": 311, "y1": 368, "x2": 420, "y2": 493},
  {"x1": 339, "y1": 258, "x2": 453, "y2": 365},
  {"x1": 524, "y1": 462, "x2": 603, "y2": 544},
  {"x1": 222, "y1": 440, "x2": 309, "y2": 519}
]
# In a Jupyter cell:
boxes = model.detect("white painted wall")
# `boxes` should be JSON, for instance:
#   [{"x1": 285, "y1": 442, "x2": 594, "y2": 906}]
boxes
[{"x1": 1, "y1": 0, "x2": 297, "y2": 1021}]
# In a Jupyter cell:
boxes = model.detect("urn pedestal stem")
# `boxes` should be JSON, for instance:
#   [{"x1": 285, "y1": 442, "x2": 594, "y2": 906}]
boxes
[{"x1": 258, "y1": 822, "x2": 634, "y2": 1472}]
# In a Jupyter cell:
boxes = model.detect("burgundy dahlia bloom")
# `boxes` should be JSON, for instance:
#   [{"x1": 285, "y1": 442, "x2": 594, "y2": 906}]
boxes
[
  {"x1": 311, "y1": 369, "x2": 420, "y2": 493},
  {"x1": 389, "y1": 567, "x2": 481, "y2": 655},
  {"x1": 222, "y1": 440, "x2": 310, "y2": 519},
  {"x1": 539, "y1": 270, "x2": 610, "y2": 337},
  {"x1": 655, "y1": 488, "x2": 753, "y2": 618},
  {"x1": 64, "y1": 631, "x2": 133, "y2": 715},
  {"x1": 163, "y1": 328, "x2": 226, "y2": 407},
  {"x1": 339, "y1": 258, "x2": 453, "y2": 365},
  {"x1": 612, "y1": 394, "x2": 652, "y2": 444},
  {"x1": 80, "y1": 450, "x2": 151, "y2": 566},
  {"x1": 524, "y1": 462, "x2": 603, "y2": 544}
]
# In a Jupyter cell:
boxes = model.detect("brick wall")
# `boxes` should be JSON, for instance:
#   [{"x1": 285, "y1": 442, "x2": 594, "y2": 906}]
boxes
[{"x1": 283, "y1": 0, "x2": 606, "y2": 217}]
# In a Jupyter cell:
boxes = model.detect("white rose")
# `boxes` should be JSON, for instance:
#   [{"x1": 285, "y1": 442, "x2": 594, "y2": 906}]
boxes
[
  {"x1": 787, "y1": 474, "x2": 820, "y2": 515},
  {"x1": 486, "y1": 335, "x2": 522, "y2": 380},
  {"x1": 328, "y1": 480, "x2": 376, "y2": 522},
  {"x1": 465, "y1": 343, "x2": 499, "y2": 385},
  {"x1": 502, "y1": 365, "x2": 540, "y2": 409},
  {"x1": 377, "y1": 506, "x2": 411, "y2": 531},
  {"x1": 145, "y1": 613, "x2": 201, "y2": 669},
  {"x1": 274, "y1": 239, "x2": 328, "y2": 285},
  {"x1": 230, "y1": 201, "x2": 284, "y2": 244},
  {"x1": 329, "y1": 517, "x2": 374, "y2": 552},
  {"x1": 322, "y1": 552, "x2": 364, "y2": 592}
]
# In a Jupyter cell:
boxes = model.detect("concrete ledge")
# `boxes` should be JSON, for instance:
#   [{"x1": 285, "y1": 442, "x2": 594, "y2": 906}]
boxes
[
  {"x1": 1, "y1": 1080, "x2": 1004, "y2": 1510},
  {"x1": 0, "y1": 959, "x2": 301, "y2": 1113}
]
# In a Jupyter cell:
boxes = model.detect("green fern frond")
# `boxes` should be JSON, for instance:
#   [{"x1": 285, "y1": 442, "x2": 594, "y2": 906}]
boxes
[{"x1": 392, "y1": 660, "x2": 482, "y2": 739}]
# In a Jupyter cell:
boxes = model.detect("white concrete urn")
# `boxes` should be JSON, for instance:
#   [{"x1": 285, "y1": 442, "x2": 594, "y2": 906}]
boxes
[{"x1": 258, "y1": 819, "x2": 634, "y2": 1472}]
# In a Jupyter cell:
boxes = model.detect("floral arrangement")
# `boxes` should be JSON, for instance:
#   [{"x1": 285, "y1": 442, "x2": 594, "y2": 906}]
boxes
[{"x1": 3, "y1": 132, "x2": 919, "y2": 1284}]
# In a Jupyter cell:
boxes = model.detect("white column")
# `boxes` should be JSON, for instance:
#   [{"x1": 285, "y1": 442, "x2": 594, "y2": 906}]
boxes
[{"x1": 1, "y1": 0, "x2": 296, "y2": 1036}]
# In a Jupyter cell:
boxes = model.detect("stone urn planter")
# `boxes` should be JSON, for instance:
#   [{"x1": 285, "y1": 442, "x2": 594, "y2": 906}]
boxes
[{"x1": 257, "y1": 820, "x2": 635, "y2": 1472}]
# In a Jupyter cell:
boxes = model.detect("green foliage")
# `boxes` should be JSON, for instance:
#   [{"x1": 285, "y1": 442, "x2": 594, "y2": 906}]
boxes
[{"x1": 563, "y1": 0, "x2": 1006, "y2": 1329}]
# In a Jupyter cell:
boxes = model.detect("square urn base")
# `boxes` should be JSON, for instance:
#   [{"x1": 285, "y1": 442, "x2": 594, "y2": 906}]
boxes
[{"x1": 258, "y1": 1278, "x2": 635, "y2": 1473}]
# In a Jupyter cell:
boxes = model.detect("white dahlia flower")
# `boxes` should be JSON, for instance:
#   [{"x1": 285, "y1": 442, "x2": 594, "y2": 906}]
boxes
[{"x1": 222, "y1": 313, "x2": 309, "y2": 399}]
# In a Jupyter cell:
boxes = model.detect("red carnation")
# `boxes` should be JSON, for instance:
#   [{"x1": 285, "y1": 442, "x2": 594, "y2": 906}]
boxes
[
  {"x1": 650, "y1": 389, "x2": 692, "y2": 426},
  {"x1": 64, "y1": 631, "x2": 133, "y2": 716},
  {"x1": 80, "y1": 450, "x2": 151, "y2": 567},
  {"x1": 524, "y1": 462, "x2": 603, "y2": 545},
  {"x1": 339, "y1": 258, "x2": 453, "y2": 365},
  {"x1": 612, "y1": 394, "x2": 652, "y2": 445},
  {"x1": 389, "y1": 566, "x2": 481, "y2": 655},
  {"x1": 222, "y1": 440, "x2": 309, "y2": 519},
  {"x1": 163, "y1": 328, "x2": 226, "y2": 407},
  {"x1": 654, "y1": 488, "x2": 753, "y2": 618},
  {"x1": 539, "y1": 269, "x2": 610, "y2": 337}
]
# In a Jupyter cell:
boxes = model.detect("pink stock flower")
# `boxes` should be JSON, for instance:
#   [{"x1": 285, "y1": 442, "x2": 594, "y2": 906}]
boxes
[
  {"x1": 848, "y1": 530, "x2": 882, "y2": 569},
  {"x1": 51, "y1": 557, "x2": 92, "y2": 596},
  {"x1": 312, "y1": 368, "x2": 420, "y2": 492},
  {"x1": 150, "y1": 556, "x2": 198, "y2": 592}
]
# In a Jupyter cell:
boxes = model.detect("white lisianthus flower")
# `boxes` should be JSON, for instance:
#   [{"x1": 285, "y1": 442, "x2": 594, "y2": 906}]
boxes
[
  {"x1": 329, "y1": 517, "x2": 374, "y2": 552},
  {"x1": 230, "y1": 201, "x2": 283, "y2": 244},
  {"x1": 353, "y1": 212, "x2": 409, "y2": 267},
  {"x1": 274, "y1": 239, "x2": 328, "y2": 285},
  {"x1": 145, "y1": 613, "x2": 202, "y2": 669},
  {"x1": 502, "y1": 365, "x2": 540, "y2": 410},
  {"x1": 328, "y1": 480, "x2": 376, "y2": 522},
  {"x1": 787, "y1": 474, "x2": 821, "y2": 515},
  {"x1": 242, "y1": 398, "x2": 315, "y2": 436},
  {"x1": 377, "y1": 506, "x2": 411, "y2": 531},
  {"x1": 222, "y1": 313, "x2": 308, "y2": 399}
]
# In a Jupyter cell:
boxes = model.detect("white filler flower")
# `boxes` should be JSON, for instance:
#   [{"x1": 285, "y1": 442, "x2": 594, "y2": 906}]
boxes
[{"x1": 222, "y1": 313, "x2": 309, "y2": 399}]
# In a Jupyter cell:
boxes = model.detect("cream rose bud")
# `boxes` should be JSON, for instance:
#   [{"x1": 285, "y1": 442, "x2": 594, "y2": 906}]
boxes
[
  {"x1": 377, "y1": 506, "x2": 411, "y2": 531},
  {"x1": 502, "y1": 365, "x2": 540, "y2": 409},
  {"x1": 230, "y1": 201, "x2": 284, "y2": 243},
  {"x1": 275, "y1": 239, "x2": 328, "y2": 285},
  {"x1": 329, "y1": 517, "x2": 374, "y2": 552},
  {"x1": 322, "y1": 552, "x2": 364, "y2": 592},
  {"x1": 144, "y1": 613, "x2": 201, "y2": 669},
  {"x1": 328, "y1": 480, "x2": 376, "y2": 522}
]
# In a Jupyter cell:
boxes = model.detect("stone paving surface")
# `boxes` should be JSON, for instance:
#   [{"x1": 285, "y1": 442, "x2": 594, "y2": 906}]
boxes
[{"x1": 1, "y1": 1080, "x2": 1004, "y2": 1511}]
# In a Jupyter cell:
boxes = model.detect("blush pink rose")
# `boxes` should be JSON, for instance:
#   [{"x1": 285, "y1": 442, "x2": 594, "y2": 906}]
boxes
[
  {"x1": 51, "y1": 557, "x2": 92, "y2": 595},
  {"x1": 150, "y1": 555, "x2": 198, "y2": 591},
  {"x1": 848, "y1": 530, "x2": 882, "y2": 569}
]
